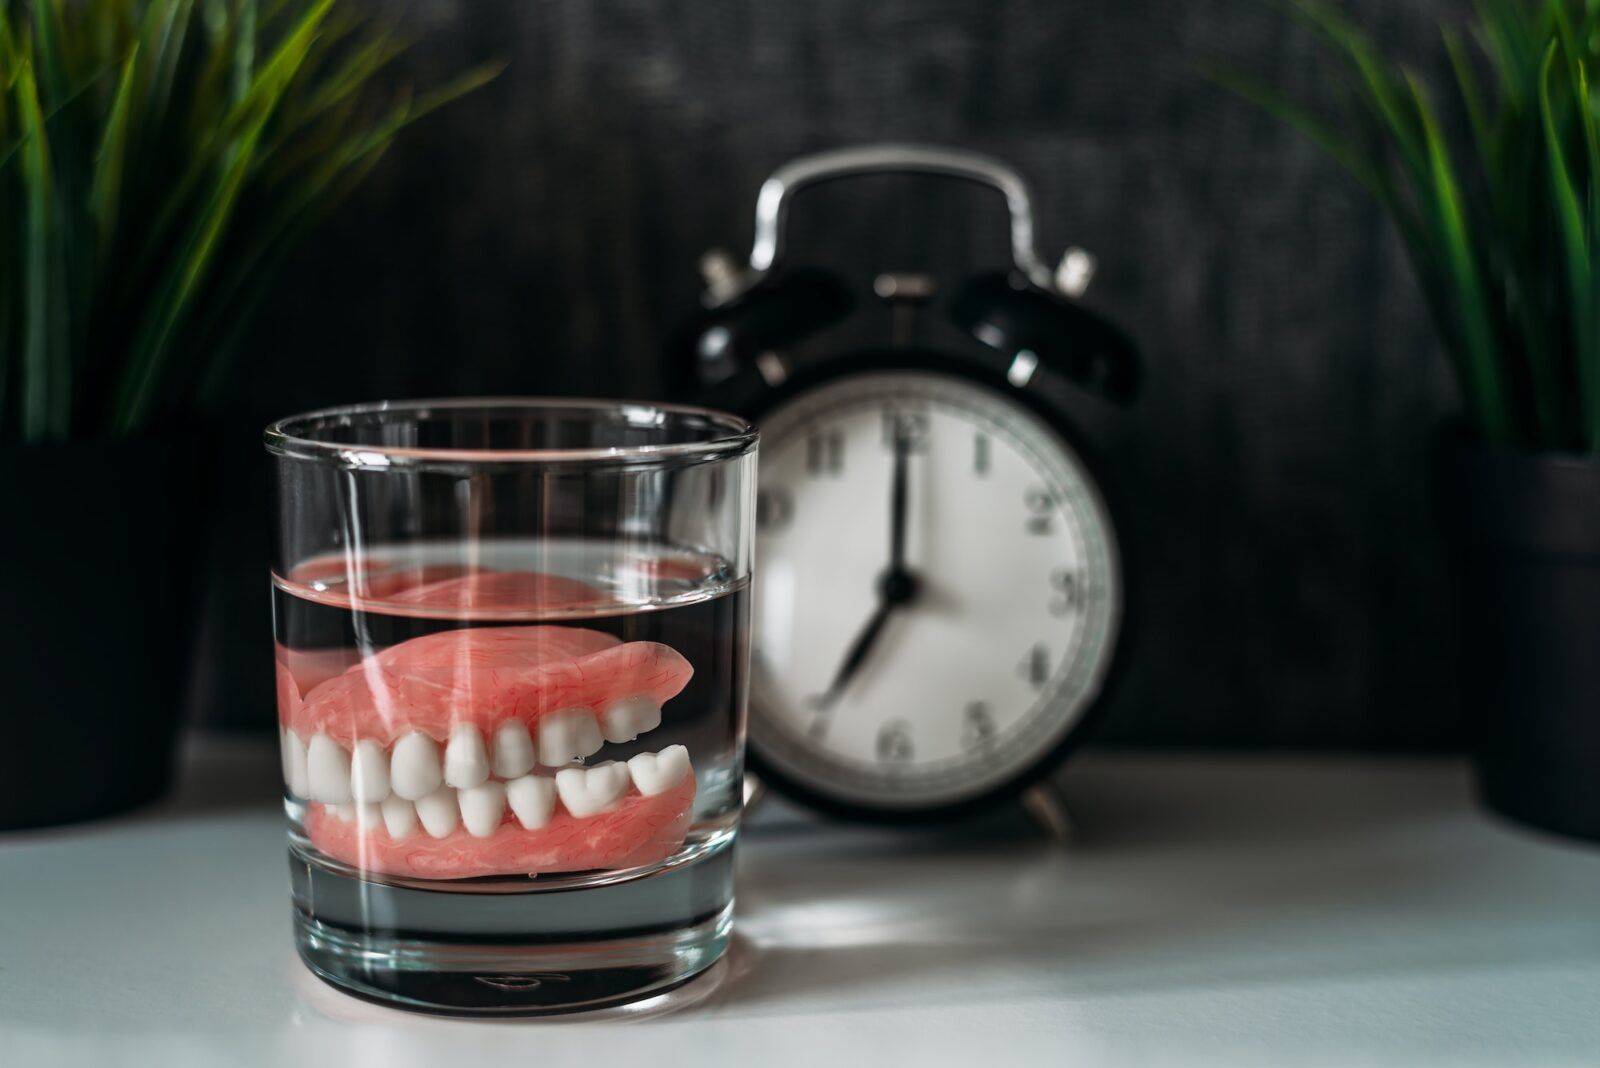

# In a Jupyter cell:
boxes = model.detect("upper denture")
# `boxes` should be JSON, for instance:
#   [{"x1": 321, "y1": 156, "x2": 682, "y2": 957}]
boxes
[{"x1": 283, "y1": 625, "x2": 693, "y2": 749}]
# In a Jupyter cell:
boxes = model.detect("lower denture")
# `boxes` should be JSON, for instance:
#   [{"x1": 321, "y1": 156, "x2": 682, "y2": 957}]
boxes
[{"x1": 307, "y1": 766, "x2": 697, "y2": 878}]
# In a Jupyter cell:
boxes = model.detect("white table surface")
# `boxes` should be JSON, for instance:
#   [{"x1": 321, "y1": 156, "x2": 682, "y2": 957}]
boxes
[{"x1": 2, "y1": 736, "x2": 1597, "y2": 1066}]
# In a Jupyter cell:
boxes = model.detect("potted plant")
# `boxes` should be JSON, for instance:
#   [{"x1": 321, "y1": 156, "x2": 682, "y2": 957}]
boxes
[
  {"x1": 1226, "y1": 0, "x2": 1600, "y2": 839},
  {"x1": 0, "y1": 0, "x2": 496, "y2": 828}
]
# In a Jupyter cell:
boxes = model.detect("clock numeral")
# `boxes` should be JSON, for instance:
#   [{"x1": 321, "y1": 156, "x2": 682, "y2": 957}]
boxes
[
  {"x1": 1024, "y1": 485, "x2": 1055, "y2": 535},
  {"x1": 961, "y1": 702, "x2": 996, "y2": 750},
  {"x1": 756, "y1": 488, "x2": 793, "y2": 530},
  {"x1": 1049, "y1": 569, "x2": 1083, "y2": 616},
  {"x1": 881, "y1": 409, "x2": 929, "y2": 452},
  {"x1": 806, "y1": 430, "x2": 844, "y2": 476},
  {"x1": 875, "y1": 719, "x2": 915, "y2": 764},
  {"x1": 1018, "y1": 644, "x2": 1050, "y2": 689},
  {"x1": 973, "y1": 433, "x2": 990, "y2": 476}
]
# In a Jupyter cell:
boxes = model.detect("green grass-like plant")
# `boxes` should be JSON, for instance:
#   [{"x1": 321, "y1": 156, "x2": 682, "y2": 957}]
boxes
[
  {"x1": 1223, "y1": 0, "x2": 1600, "y2": 452},
  {"x1": 0, "y1": 0, "x2": 499, "y2": 443}
]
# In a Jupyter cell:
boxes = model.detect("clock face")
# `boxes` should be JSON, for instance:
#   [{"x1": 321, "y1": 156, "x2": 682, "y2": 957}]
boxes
[{"x1": 749, "y1": 369, "x2": 1121, "y2": 811}]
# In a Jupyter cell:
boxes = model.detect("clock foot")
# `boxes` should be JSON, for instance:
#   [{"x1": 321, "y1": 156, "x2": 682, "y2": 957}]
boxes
[{"x1": 1020, "y1": 781, "x2": 1075, "y2": 844}]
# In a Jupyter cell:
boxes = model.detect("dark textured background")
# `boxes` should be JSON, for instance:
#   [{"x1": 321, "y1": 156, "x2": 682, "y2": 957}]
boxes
[{"x1": 197, "y1": 0, "x2": 1472, "y2": 749}]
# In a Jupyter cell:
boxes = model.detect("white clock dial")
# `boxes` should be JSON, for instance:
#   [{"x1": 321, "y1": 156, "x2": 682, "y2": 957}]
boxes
[{"x1": 750, "y1": 369, "x2": 1121, "y2": 810}]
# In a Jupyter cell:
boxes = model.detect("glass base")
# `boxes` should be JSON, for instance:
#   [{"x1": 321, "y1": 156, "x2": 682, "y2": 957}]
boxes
[
  {"x1": 295, "y1": 905, "x2": 732, "y2": 1016},
  {"x1": 289, "y1": 838, "x2": 736, "y2": 1016}
]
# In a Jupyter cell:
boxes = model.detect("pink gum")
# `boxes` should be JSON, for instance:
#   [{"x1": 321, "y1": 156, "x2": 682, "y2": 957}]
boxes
[{"x1": 282, "y1": 634, "x2": 693, "y2": 749}]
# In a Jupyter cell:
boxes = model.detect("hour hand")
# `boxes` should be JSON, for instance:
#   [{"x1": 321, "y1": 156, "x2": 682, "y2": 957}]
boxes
[{"x1": 814, "y1": 599, "x2": 895, "y2": 711}]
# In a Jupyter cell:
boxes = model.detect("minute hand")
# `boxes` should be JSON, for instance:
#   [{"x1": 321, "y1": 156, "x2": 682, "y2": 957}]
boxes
[
  {"x1": 816, "y1": 423, "x2": 917, "y2": 711},
  {"x1": 888, "y1": 420, "x2": 910, "y2": 572}
]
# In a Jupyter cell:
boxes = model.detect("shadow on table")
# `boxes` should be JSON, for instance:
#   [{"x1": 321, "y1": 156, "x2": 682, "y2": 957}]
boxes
[{"x1": 707, "y1": 757, "x2": 1578, "y2": 1013}]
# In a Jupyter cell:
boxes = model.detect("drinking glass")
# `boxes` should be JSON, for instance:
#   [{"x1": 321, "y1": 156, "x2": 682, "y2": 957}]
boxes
[{"x1": 264, "y1": 399, "x2": 756, "y2": 1014}]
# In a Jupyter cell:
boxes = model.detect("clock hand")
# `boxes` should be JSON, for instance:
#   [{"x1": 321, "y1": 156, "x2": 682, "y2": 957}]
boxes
[
  {"x1": 814, "y1": 599, "x2": 894, "y2": 711},
  {"x1": 888, "y1": 417, "x2": 910, "y2": 574},
  {"x1": 815, "y1": 419, "x2": 921, "y2": 711}
]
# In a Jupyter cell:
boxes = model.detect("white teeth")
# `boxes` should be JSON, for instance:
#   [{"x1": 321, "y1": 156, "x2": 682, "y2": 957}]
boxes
[
  {"x1": 306, "y1": 734, "x2": 352, "y2": 803},
  {"x1": 327, "y1": 801, "x2": 380, "y2": 825},
  {"x1": 415, "y1": 786, "x2": 460, "y2": 838},
  {"x1": 390, "y1": 732, "x2": 443, "y2": 800},
  {"x1": 539, "y1": 708, "x2": 603, "y2": 765},
  {"x1": 281, "y1": 729, "x2": 310, "y2": 798},
  {"x1": 459, "y1": 781, "x2": 506, "y2": 838},
  {"x1": 491, "y1": 720, "x2": 538, "y2": 779},
  {"x1": 601, "y1": 697, "x2": 662, "y2": 744},
  {"x1": 443, "y1": 725, "x2": 490, "y2": 789},
  {"x1": 350, "y1": 739, "x2": 391, "y2": 803},
  {"x1": 324, "y1": 736, "x2": 688, "y2": 840},
  {"x1": 381, "y1": 795, "x2": 418, "y2": 839},
  {"x1": 506, "y1": 775, "x2": 556, "y2": 830},
  {"x1": 626, "y1": 745, "x2": 691, "y2": 797},
  {"x1": 555, "y1": 762, "x2": 630, "y2": 818}
]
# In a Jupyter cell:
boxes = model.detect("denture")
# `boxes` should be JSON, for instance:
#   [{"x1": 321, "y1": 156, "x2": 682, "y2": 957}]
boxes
[{"x1": 277, "y1": 623, "x2": 697, "y2": 878}]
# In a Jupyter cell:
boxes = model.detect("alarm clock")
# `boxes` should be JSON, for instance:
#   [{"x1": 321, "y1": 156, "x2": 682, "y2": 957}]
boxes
[{"x1": 678, "y1": 145, "x2": 1138, "y2": 824}]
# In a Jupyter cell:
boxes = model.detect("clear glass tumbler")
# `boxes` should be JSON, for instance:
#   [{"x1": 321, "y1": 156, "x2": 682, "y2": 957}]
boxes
[{"x1": 264, "y1": 399, "x2": 756, "y2": 1015}]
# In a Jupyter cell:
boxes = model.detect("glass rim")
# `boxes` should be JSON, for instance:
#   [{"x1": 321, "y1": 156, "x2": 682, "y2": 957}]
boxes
[{"x1": 263, "y1": 396, "x2": 759, "y2": 470}]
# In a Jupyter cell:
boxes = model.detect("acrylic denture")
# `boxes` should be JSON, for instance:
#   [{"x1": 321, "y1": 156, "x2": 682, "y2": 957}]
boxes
[
  {"x1": 538, "y1": 708, "x2": 604, "y2": 765},
  {"x1": 443, "y1": 724, "x2": 491, "y2": 789},
  {"x1": 492, "y1": 720, "x2": 538, "y2": 779},
  {"x1": 415, "y1": 786, "x2": 460, "y2": 838},
  {"x1": 380, "y1": 794, "x2": 419, "y2": 838},
  {"x1": 389, "y1": 732, "x2": 443, "y2": 800},
  {"x1": 350, "y1": 739, "x2": 390, "y2": 803},
  {"x1": 601, "y1": 695, "x2": 663, "y2": 743},
  {"x1": 458, "y1": 781, "x2": 507, "y2": 838},
  {"x1": 506, "y1": 775, "x2": 556, "y2": 830},
  {"x1": 279, "y1": 624, "x2": 695, "y2": 878},
  {"x1": 306, "y1": 733, "x2": 352, "y2": 803},
  {"x1": 626, "y1": 745, "x2": 691, "y2": 797},
  {"x1": 555, "y1": 763, "x2": 631, "y2": 819},
  {"x1": 283, "y1": 625, "x2": 687, "y2": 747}
]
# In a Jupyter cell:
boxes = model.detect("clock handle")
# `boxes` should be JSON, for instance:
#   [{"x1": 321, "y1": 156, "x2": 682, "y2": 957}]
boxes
[{"x1": 744, "y1": 143, "x2": 1057, "y2": 292}]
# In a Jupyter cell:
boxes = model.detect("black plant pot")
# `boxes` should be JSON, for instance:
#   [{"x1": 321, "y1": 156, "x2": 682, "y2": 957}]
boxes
[
  {"x1": 0, "y1": 436, "x2": 203, "y2": 829},
  {"x1": 1438, "y1": 433, "x2": 1600, "y2": 842}
]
